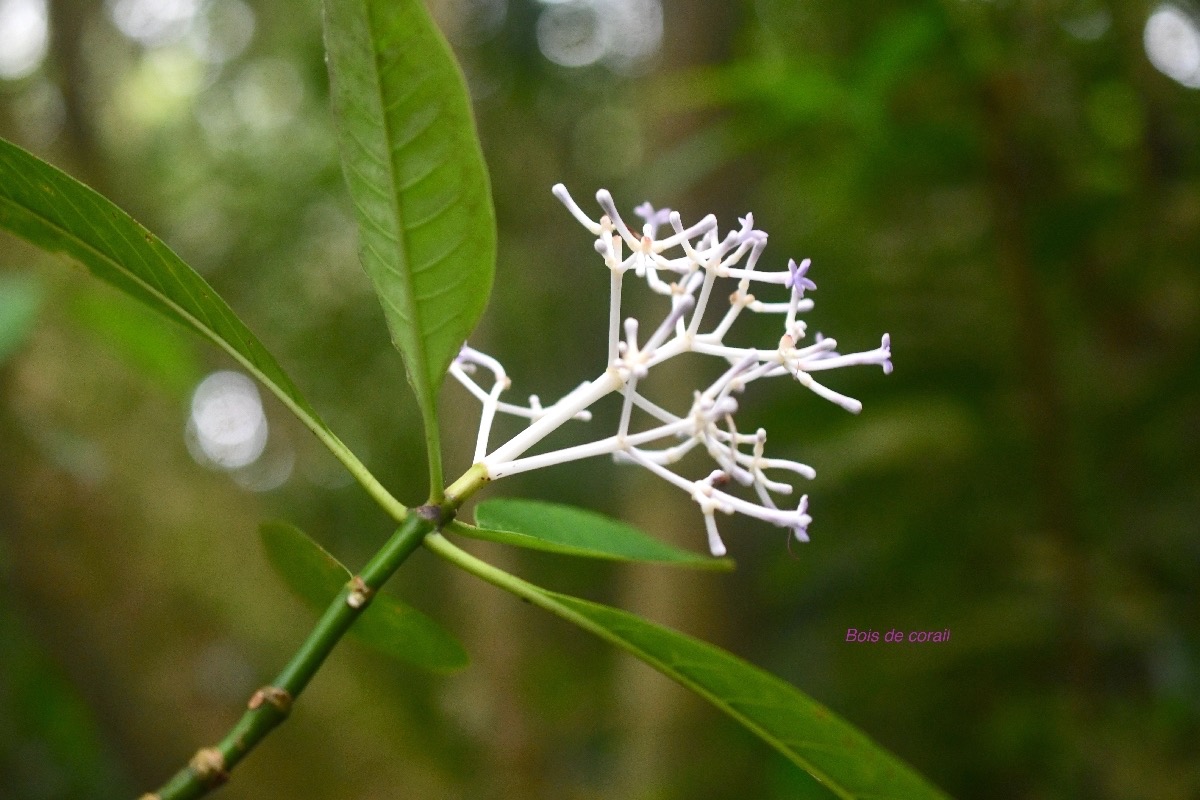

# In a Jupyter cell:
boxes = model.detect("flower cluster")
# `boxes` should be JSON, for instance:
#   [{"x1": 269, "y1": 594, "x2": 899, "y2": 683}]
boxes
[{"x1": 450, "y1": 185, "x2": 892, "y2": 556}]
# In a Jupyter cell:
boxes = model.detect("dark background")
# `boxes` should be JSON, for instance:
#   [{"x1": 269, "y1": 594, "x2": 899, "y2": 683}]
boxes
[{"x1": 2, "y1": 0, "x2": 1198, "y2": 797}]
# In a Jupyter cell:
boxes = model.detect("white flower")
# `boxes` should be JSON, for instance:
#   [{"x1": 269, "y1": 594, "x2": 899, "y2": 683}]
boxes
[{"x1": 450, "y1": 185, "x2": 892, "y2": 556}]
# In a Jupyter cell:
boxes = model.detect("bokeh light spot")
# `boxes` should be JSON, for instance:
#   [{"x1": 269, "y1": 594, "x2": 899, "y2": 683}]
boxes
[
  {"x1": 537, "y1": 1, "x2": 606, "y2": 68},
  {"x1": 536, "y1": 0, "x2": 662, "y2": 72},
  {"x1": 187, "y1": 370, "x2": 268, "y2": 470},
  {"x1": 1060, "y1": 5, "x2": 1111, "y2": 41},
  {"x1": 108, "y1": 0, "x2": 201, "y2": 47},
  {"x1": 188, "y1": 0, "x2": 255, "y2": 64},
  {"x1": 1145, "y1": 4, "x2": 1200, "y2": 88},
  {"x1": 0, "y1": 0, "x2": 49, "y2": 80}
]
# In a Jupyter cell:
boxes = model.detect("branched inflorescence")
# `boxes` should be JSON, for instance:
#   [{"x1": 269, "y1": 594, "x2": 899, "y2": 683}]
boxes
[{"x1": 450, "y1": 185, "x2": 892, "y2": 557}]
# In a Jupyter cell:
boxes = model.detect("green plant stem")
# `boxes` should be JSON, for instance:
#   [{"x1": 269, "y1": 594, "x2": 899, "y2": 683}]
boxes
[
  {"x1": 421, "y1": 531, "x2": 670, "y2": 674},
  {"x1": 423, "y1": 531, "x2": 590, "y2": 634},
  {"x1": 423, "y1": 530, "x2": 549, "y2": 603},
  {"x1": 423, "y1": 403, "x2": 445, "y2": 504},
  {"x1": 147, "y1": 513, "x2": 434, "y2": 800},
  {"x1": 145, "y1": 462, "x2": 492, "y2": 800}
]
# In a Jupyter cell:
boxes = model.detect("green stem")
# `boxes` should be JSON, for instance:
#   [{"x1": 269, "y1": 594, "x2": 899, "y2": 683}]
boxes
[
  {"x1": 422, "y1": 531, "x2": 579, "y2": 628},
  {"x1": 145, "y1": 462, "x2": 492, "y2": 800},
  {"x1": 423, "y1": 403, "x2": 445, "y2": 504},
  {"x1": 422, "y1": 530, "x2": 543, "y2": 600},
  {"x1": 147, "y1": 514, "x2": 434, "y2": 800}
]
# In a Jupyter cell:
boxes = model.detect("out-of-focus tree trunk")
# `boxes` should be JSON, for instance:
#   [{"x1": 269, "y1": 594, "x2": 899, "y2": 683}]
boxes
[{"x1": 46, "y1": 0, "x2": 105, "y2": 185}]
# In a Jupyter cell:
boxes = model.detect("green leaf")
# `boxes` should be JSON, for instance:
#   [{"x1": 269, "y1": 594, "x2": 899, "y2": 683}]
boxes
[
  {"x1": 462, "y1": 498, "x2": 733, "y2": 570},
  {"x1": 323, "y1": 0, "x2": 496, "y2": 427},
  {"x1": 426, "y1": 534, "x2": 948, "y2": 799},
  {"x1": 546, "y1": 593, "x2": 948, "y2": 799},
  {"x1": 0, "y1": 138, "x2": 404, "y2": 520},
  {"x1": 260, "y1": 521, "x2": 468, "y2": 673},
  {"x1": 0, "y1": 273, "x2": 42, "y2": 366}
]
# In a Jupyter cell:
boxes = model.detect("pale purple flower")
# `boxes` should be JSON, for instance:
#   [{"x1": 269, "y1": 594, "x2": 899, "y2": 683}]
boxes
[
  {"x1": 633, "y1": 201, "x2": 673, "y2": 236},
  {"x1": 450, "y1": 184, "x2": 892, "y2": 556},
  {"x1": 786, "y1": 258, "x2": 817, "y2": 297}
]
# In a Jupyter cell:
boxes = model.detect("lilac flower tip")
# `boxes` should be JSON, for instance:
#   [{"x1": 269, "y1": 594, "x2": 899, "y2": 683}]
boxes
[
  {"x1": 634, "y1": 201, "x2": 673, "y2": 230},
  {"x1": 786, "y1": 258, "x2": 817, "y2": 296}
]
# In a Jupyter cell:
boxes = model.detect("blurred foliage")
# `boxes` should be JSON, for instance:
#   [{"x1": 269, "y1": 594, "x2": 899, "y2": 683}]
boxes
[
  {"x1": 2, "y1": 0, "x2": 1199, "y2": 798},
  {"x1": 0, "y1": 275, "x2": 43, "y2": 366}
]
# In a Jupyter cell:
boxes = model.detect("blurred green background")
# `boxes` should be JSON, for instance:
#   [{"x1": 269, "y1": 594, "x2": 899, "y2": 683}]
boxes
[{"x1": 2, "y1": 0, "x2": 1199, "y2": 798}]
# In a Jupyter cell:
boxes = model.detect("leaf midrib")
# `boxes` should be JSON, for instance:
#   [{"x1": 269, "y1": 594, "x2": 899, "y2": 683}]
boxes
[{"x1": 361, "y1": 0, "x2": 432, "y2": 398}]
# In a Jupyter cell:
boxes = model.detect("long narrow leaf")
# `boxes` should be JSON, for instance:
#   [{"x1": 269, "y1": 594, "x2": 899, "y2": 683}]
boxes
[
  {"x1": 323, "y1": 0, "x2": 496, "y2": 434},
  {"x1": 426, "y1": 533, "x2": 949, "y2": 800},
  {"x1": 0, "y1": 138, "x2": 404, "y2": 520},
  {"x1": 547, "y1": 594, "x2": 947, "y2": 799},
  {"x1": 461, "y1": 498, "x2": 734, "y2": 569}
]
